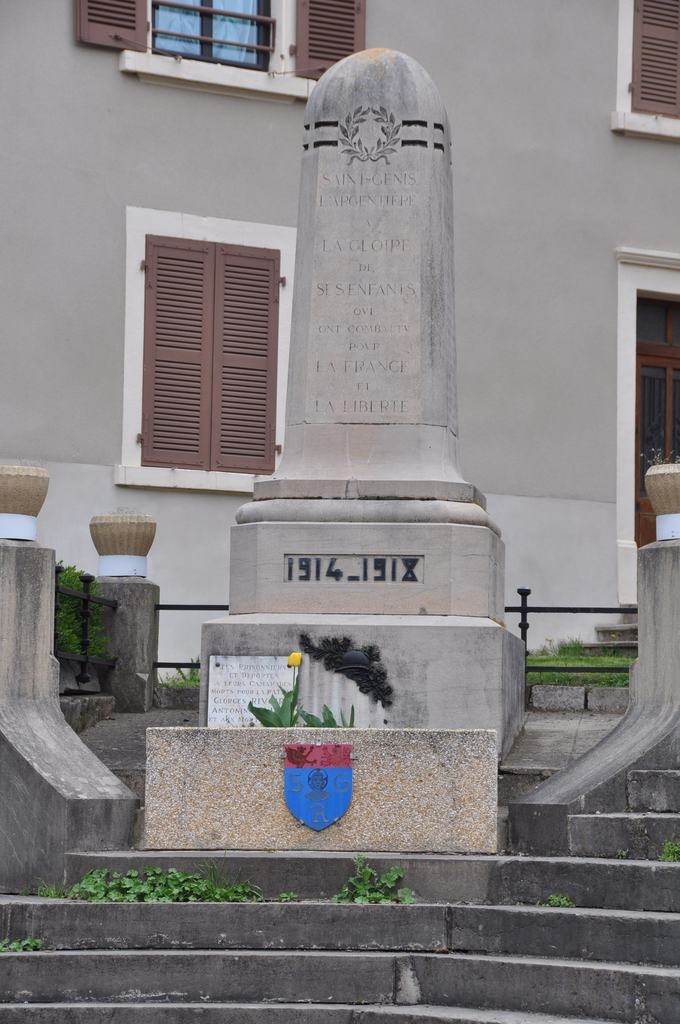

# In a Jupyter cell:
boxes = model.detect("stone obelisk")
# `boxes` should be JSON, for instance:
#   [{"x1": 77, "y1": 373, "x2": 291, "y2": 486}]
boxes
[{"x1": 201, "y1": 49, "x2": 524, "y2": 756}]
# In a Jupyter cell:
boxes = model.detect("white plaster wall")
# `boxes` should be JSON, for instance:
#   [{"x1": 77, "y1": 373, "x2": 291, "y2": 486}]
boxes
[
  {"x1": 488, "y1": 493, "x2": 621, "y2": 652},
  {"x1": 32, "y1": 461, "x2": 617, "y2": 661}
]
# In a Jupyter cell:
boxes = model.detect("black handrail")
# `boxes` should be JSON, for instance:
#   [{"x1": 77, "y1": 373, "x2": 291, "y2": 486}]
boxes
[
  {"x1": 504, "y1": 587, "x2": 637, "y2": 705},
  {"x1": 54, "y1": 567, "x2": 117, "y2": 691},
  {"x1": 153, "y1": 603, "x2": 229, "y2": 671}
]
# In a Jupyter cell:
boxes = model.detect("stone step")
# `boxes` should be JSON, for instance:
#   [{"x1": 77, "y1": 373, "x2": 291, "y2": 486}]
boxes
[
  {"x1": 498, "y1": 767, "x2": 555, "y2": 805},
  {"x1": 0, "y1": 900, "x2": 449, "y2": 952},
  {"x1": 580, "y1": 641, "x2": 637, "y2": 655},
  {"x1": 594, "y1": 623, "x2": 638, "y2": 643},
  {"x1": 568, "y1": 812, "x2": 680, "y2": 859},
  {"x1": 4, "y1": 898, "x2": 679, "y2": 967},
  {"x1": 450, "y1": 904, "x2": 680, "y2": 966},
  {"x1": 59, "y1": 694, "x2": 115, "y2": 735},
  {"x1": 628, "y1": 770, "x2": 680, "y2": 812},
  {"x1": 0, "y1": 1004, "x2": 621, "y2": 1023},
  {"x1": 0, "y1": 951, "x2": 676, "y2": 1022},
  {"x1": 408, "y1": 952, "x2": 679, "y2": 1023},
  {"x1": 63, "y1": 850, "x2": 680, "y2": 911}
]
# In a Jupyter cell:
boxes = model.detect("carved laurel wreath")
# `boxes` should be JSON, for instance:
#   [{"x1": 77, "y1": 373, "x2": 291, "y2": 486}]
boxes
[
  {"x1": 339, "y1": 106, "x2": 401, "y2": 165},
  {"x1": 299, "y1": 633, "x2": 394, "y2": 708}
]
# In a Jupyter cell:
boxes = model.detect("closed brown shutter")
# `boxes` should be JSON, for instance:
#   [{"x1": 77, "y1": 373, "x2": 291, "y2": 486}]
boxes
[
  {"x1": 142, "y1": 237, "x2": 214, "y2": 470},
  {"x1": 296, "y1": 0, "x2": 366, "y2": 80},
  {"x1": 632, "y1": 0, "x2": 680, "y2": 116},
  {"x1": 75, "y1": 0, "x2": 147, "y2": 52},
  {"x1": 211, "y1": 245, "x2": 280, "y2": 473}
]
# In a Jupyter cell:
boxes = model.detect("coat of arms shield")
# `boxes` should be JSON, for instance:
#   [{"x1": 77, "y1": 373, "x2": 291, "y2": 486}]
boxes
[{"x1": 283, "y1": 743, "x2": 353, "y2": 831}]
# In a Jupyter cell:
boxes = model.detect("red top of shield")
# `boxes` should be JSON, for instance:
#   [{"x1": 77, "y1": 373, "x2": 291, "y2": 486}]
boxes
[{"x1": 284, "y1": 743, "x2": 353, "y2": 768}]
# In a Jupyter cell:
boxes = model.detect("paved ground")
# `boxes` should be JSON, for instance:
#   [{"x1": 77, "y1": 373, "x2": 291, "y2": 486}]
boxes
[
  {"x1": 501, "y1": 711, "x2": 623, "y2": 772},
  {"x1": 79, "y1": 705, "x2": 624, "y2": 797}
]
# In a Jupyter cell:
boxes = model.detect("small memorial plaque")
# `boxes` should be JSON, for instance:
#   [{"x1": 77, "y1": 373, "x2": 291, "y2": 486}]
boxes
[
  {"x1": 207, "y1": 655, "x2": 291, "y2": 727},
  {"x1": 284, "y1": 554, "x2": 424, "y2": 584}
]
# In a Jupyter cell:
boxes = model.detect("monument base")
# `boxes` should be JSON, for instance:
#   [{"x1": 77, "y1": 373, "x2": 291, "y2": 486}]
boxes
[
  {"x1": 143, "y1": 727, "x2": 497, "y2": 854},
  {"x1": 200, "y1": 613, "x2": 524, "y2": 758}
]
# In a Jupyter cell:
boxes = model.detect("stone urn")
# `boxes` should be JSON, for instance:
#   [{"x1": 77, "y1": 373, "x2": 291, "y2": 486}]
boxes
[
  {"x1": 90, "y1": 512, "x2": 156, "y2": 577},
  {"x1": 645, "y1": 463, "x2": 680, "y2": 540},
  {"x1": 0, "y1": 465, "x2": 49, "y2": 540}
]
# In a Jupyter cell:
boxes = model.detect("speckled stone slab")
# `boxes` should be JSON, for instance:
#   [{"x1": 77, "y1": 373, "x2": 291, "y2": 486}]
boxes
[{"x1": 143, "y1": 727, "x2": 497, "y2": 854}]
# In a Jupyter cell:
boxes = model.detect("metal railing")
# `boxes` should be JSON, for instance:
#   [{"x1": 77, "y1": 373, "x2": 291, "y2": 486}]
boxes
[
  {"x1": 504, "y1": 587, "x2": 637, "y2": 702},
  {"x1": 153, "y1": 602, "x2": 229, "y2": 672},
  {"x1": 151, "y1": 1, "x2": 276, "y2": 64},
  {"x1": 153, "y1": 589, "x2": 637, "y2": 686},
  {"x1": 54, "y1": 567, "x2": 118, "y2": 692}
]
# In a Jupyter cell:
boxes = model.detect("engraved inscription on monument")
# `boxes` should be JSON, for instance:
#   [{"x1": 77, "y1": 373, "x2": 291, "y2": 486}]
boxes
[
  {"x1": 284, "y1": 554, "x2": 424, "y2": 584},
  {"x1": 207, "y1": 656, "x2": 290, "y2": 727},
  {"x1": 307, "y1": 107, "x2": 422, "y2": 425}
]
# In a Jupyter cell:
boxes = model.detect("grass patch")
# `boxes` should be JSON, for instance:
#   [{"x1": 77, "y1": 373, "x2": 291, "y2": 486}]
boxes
[
  {"x1": 158, "y1": 661, "x2": 200, "y2": 689},
  {"x1": 526, "y1": 638, "x2": 633, "y2": 688}
]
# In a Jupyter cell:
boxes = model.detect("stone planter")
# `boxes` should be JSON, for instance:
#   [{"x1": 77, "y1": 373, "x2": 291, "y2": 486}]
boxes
[
  {"x1": 645, "y1": 464, "x2": 680, "y2": 540},
  {"x1": 0, "y1": 464, "x2": 49, "y2": 540},
  {"x1": 90, "y1": 512, "x2": 156, "y2": 577}
]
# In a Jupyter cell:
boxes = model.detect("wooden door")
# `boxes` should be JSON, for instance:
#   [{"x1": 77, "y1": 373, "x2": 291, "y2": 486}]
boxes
[{"x1": 635, "y1": 299, "x2": 680, "y2": 546}]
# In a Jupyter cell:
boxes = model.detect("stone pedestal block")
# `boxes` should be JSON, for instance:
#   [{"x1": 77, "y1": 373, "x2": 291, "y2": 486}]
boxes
[
  {"x1": 144, "y1": 727, "x2": 498, "y2": 853},
  {"x1": 510, "y1": 540, "x2": 680, "y2": 855},
  {"x1": 98, "y1": 577, "x2": 159, "y2": 713},
  {"x1": 0, "y1": 541, "x2": 137, "y2": 891},
  {"x1": 200, "y1": 613, "x2": 524, "y2": 758},
  {"x1": 229, "y1": 520, "x2": 504, "y2": 618}
]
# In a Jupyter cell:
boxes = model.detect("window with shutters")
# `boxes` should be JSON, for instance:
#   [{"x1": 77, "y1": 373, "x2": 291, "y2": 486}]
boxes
[
  {"x1": 76, "y1": 0, "x2": 366, "y2": 101},
  {"x1": 612, "y1": 0, "x2": 680, "y2": 140},
  {"x1": 141, "y1": 235, "x2": 279, "y2": 474}
]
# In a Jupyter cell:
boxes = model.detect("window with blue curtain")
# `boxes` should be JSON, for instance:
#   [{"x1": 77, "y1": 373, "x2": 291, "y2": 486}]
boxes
[{"x1": 153, "y1": 0, "x2": 270, "y2": 70}]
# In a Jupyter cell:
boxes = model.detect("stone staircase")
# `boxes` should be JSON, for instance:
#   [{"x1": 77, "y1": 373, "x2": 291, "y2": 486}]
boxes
[
  {"x1": 582, "y1": 619, "x2": 638, "y2": 657},
  {"x1": 1, "y1": 851, "x2": 679, "y2": 1021},
  {"x1": 568, "y1": 766, "x2": 680, "y2": 859}
]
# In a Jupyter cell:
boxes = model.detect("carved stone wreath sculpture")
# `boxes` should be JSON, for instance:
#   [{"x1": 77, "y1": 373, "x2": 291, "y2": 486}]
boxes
[
  {"x1": 339, "y1": 106, "x2": 401, "y2": 165},
  {"x1": 299, "y1": 633, "x2": 394, "y2": 708}
]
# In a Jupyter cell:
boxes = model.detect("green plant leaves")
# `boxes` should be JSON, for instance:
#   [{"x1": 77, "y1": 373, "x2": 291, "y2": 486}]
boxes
[
  {"x1": 0, "y1": 937, "x2": 43, "y2": 952},
  {"x1": 66, "y1": 867, "x2": 264, "y2": 904},
  {"x1": 332, "y1": 855, "x2": 414, "y2": 905},
  {"x1": 248, "y1": 672, "x2": 355, "y2": 729},
  {"x1": 55, "y1": 563, "x2": 108, "y2": 658}
]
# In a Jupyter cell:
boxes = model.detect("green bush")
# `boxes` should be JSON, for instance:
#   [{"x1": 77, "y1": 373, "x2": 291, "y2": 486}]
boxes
[{"x1": 55, "y1": 564, "x2": 108, "y2": 658}]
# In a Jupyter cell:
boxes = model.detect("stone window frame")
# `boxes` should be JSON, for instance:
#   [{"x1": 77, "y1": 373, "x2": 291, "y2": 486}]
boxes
[
  {"x1": 611, "y1": 0, "x2": 680, "y2": 142},
  {"x1": 616, "y1": 246, "x2": 680, "y2": 604},
  {"x1": 119, "y1": 0, "x2": 314, "y2": 103},
  {"x1": 116, "y1": 206, "x2": 296, "y2": 494}
]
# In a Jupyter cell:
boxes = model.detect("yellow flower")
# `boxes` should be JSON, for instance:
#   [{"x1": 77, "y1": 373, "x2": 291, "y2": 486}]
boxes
[{"x1": 287, "y1": 651, "x2": 302, "y2": 667}]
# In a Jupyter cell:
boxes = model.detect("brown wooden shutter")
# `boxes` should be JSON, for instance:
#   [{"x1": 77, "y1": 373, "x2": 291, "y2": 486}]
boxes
[
  {"x1": 296, "y1": 0, "x2": 366, "y2": 80},
  {"x1": 75, "y1": 0, "x2": 147, "y2": 52},
  {"x1": 632, "y1": 0, "x2": 680, "y2": 116},
  {"x1": 211, "y1": 245, "x2": 280, "y2": 473},
  {"x1": 142, "y1": 237, "x2": 214, "y2": 470}
]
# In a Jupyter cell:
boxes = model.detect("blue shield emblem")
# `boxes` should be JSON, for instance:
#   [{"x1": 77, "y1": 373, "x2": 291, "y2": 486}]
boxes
[{"x1": 283, "y1": 743, "x2": 353, "y2": 831}]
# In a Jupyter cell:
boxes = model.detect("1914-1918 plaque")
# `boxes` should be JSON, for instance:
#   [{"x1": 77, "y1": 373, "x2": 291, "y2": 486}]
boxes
[{"x1": 200, "y1": 49, "x2": 524, "y2": 756}]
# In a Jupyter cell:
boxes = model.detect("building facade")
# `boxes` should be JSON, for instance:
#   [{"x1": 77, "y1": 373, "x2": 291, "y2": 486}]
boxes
[{"x1": 1, "y1": 0, "x2": 677, "y2": 658}]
